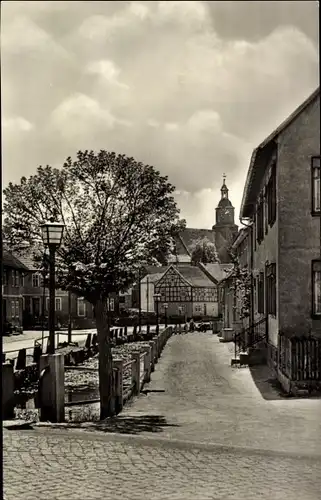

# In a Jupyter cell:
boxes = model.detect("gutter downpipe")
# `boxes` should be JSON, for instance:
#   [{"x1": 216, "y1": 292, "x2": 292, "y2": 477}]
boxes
[{"x1": 239, "y1": 216, "x2": 254, "y2": 347}]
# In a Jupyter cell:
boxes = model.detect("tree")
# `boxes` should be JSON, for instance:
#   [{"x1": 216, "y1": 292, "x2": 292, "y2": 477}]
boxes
[
  {"x1": 190, "y1": 237, "x2": 219, "y2": 265},
  {"x1": 3, "y1": 150, "x2": 184, "y2": 418}
]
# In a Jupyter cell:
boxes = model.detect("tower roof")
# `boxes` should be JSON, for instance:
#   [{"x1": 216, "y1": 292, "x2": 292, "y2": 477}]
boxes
[{"x1": 217, "y1": 173, "x2": 233, "y2": 207}]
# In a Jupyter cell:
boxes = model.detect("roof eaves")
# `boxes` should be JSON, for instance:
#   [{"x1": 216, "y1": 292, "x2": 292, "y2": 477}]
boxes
[{"x1": 240, "y1": 87, "x2": 320, "y2": 219}]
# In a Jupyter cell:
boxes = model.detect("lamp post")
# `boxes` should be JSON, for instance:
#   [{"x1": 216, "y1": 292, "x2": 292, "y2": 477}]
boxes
[
  {"x1": 154, "y1": 293, "x2": 161, "y2": 335},
  {"x1": 40, "y1": 219, "x2": 65, "y2": 355},
  {"x1": 163, "y1": 302, "x2": 168, "y2": 328}
]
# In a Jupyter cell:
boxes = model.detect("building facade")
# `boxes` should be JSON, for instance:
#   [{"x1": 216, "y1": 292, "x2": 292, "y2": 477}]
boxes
[
  {"x1": 152, "y1": 264, "x2": 219, "y2": 320},
  {"x1": 224, "y1": 87, "x2": 320, "y2": 392},
  {"x1": 2, "y1": 251, "x2": 29, "y2": 332}
]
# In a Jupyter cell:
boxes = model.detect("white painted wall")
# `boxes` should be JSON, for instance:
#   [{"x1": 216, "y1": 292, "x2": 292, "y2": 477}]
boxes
[
  {"x1": 140, "y1": 281, "x2": 155, "y2": 312},
  {"x1": 192, "y1": 302, "x2": 218, "y2": 318}
]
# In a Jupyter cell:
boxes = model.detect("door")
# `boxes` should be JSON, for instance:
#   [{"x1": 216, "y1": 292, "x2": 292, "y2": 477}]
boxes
[
  {"x1": 203, "y1": 303, "x2": 207, "y2": 317},
  {"x1": 32, "y1": 297, "x2": 40, "y2": 318}
]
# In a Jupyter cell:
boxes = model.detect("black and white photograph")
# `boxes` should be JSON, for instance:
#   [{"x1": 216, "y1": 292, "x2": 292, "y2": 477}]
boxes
[{"x1": 2, "y1": 1, "x2": 320, "y2": 499}]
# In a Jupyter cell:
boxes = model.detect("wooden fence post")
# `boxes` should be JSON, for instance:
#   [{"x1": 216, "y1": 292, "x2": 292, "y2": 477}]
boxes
[
  {"x1": 149, "y1": 341, "x2": 155, "y2": 372},
  {"x1": 2, "y1": 363, "x2": 15, "y2": 419},
  {"x1": 16, "y1": 348, "x2": 26, "y2": 371},
  {"x1": 33, "y1": 345, "x2": 42, "y2": 365},
  {"x1": 144, "y1": 346, "x2": 152, "y2": 383},
  {"x1": 85, "y1": 334, "x2": 92, "y2": 350},
  {"x1": 38, "y1": 354, "x2": 64, "y2": 423},
  {"x1": 131, "y1": 352, "x2": 141, "y2": 395},
  {"x1": 113, "y1": 359, "x2": 123, "y2": 414}
]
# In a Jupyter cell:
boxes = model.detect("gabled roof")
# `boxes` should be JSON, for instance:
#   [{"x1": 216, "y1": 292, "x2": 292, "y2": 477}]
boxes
[
  {"x1": 143, "y1": 265, "x2": 169, "y2": 276},
  {"x1": 168, "y1": 253, "x2": 191, "y2": 264},
  {"x1": 179, "y1": 228, "x2": 216, "y2": 253},
  {"x1": 200, "y1": 262, "x2": 234, "y2": 283},
  {"x1": 3, "y1": 250, "x2": 30, "y2": 271},
  {"x1": 240, "y1": 87, "x2": 320, "y2": 218},
  {"x1": 15, "y1": 253, "x2": 39, "y2": 271},
  {"x1": 156, "y1": 264, "x2": 218, "y2": 288},
  {"x1": 232, "y1": 225, "x2": 252, "y2": 249},
  {"x1": 141, "y1": 272, "x2": 166, "y2": 284}
]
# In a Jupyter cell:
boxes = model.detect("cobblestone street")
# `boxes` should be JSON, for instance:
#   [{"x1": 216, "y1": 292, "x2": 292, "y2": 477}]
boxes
[
  {"x1": 4, "y1": 428, "x2": 321, "y2": 500},
  {"x1": 4, "y1": 332, "x2": 321, "y2": 499}
]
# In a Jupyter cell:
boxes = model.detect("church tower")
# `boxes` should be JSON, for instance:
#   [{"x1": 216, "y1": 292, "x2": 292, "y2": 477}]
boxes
[
  {"x1": 212, "y1": 174, "x2": 238, "y2": 263},
  {"x1": 215, "y1": 174, "x2": 235, "y2": 226}
]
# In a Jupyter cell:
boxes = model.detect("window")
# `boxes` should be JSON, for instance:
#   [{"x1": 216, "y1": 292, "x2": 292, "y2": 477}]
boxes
[
  {"x1": 3, "y1": 269, "x2": 9, "y2": 286},
  {"x1": 257, "y1": 272, "x2": 264, "y2": 314},
  {"x1": 109, "y1": 298, "x2": 114, "y2": 311},
  {"x1": 264, "y1": 188, "x2": 268, "y2": 235},
  {"x1": 11, "y1": 301, "x2": 15, "y2": 318},
  {"x1": 256, "y1": 200, "x2": 264, "y2": 243},
  {"x1": 267, "y1": 163, "x2": 277, "y2": 225},
  {"x1": 11, "y1": 270, "x2": 18, "y2": 287},
  {"x1": 266, "y1": 263, "x2": 276, "y2": 316},
  {"x1": 312, "y1": 156, "x2": 320, "y2": 213},
  {"x1": 32, "y1": 273, "x2": 40, "y2": 287},
  {"x1": 77, "y1": 298, "x2": 86, "y2": 316},
  {"x1": 46, "y1": 297, "x2": 62, "y2": 311},
  {"x1": 312, "y1": 260, "x2": 321, "y2": 316},
  {"x1": 15, "y1": 300, "x2": 20, "y2": 318},
  {"x1": 20, "y1": 273, "x2": 25, "y2": 286}
]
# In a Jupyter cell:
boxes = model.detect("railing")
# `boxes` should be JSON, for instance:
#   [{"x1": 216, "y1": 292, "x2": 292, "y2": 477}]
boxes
[
  {"x1": 234, "y1": 317, "x2": 268, "y2": 357},
  {"x1": 64, "y1": 326, "x2": 173, "y2": 414},
  {"x1": 279, "y1": 335, "x2": 321, "y2": 382}
]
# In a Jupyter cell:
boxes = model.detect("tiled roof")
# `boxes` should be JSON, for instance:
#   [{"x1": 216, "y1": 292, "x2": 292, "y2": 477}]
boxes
[
  {"x1": 201, "y1": 263, "x2": 234, "y2": 283},
  {"x1": 168, "y1": 253, "x2": 191, "y2": 263},
  {"x1": 180, "y1": 228, "x2": 216, "y2": 252},
  {"x1": 143, "y1": 265, "x2": 169, "y2": 276},
  {"x1": 3, "y1": 250, "x2": 30, "y2": 271},
  {"x1": 173, "y1": 265, "x2": 217, "y2": 288},
  {"x1": 15, "y1": 253, "x2": 39, "y2": 271},
  {"x1": 141, "y1": 272, "x2": 165, "y2": 284}
]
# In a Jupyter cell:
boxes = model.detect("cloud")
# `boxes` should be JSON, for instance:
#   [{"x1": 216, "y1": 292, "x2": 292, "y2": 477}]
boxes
[
  {"x1": 2, "y1": 1, "x2": 319, "y2": 227},
  {"x1": 86, "y1": 60, "x2": 129, "y2": 89},
  {"x1": 3, "y1": 116, "x2": 34, "y2": 133},
  {"x1": 50, "y1": 93, "x2": 122, "y2": 139}
]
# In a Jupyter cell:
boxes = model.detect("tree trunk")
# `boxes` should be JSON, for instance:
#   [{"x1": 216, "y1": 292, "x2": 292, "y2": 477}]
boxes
[{"x1": 94, "y1": 298, "x2": 114, "y2": 420}]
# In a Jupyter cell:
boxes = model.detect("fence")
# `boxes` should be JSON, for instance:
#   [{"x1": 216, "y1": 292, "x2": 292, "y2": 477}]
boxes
[
  {"x1": 279, "y1": 335, "x2": 321, "y2": 382},
  {"x1": 64, "y1": 326, "x2": 172, "y2": 415}
]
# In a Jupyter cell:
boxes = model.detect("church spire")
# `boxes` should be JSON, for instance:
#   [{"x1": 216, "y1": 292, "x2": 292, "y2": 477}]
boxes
[{"x1": 220, "y1": 173, "x2": 229, "y2": 200}]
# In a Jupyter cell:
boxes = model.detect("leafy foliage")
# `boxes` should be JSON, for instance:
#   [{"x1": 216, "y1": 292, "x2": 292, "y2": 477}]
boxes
[
  {"x1": 190, "y1": 237, "x2": 219, "y2": 265},
  {"x1": 3, "y1": 150, "x2": 184, "y2": 303},
  {"x1": 228, "y1": 250, "x2": 251, "y2": 320}
]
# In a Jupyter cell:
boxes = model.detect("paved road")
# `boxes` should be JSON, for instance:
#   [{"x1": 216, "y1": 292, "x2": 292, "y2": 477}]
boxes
[
  {"x1": 118, "y1": 332, "x2": 321, "y2": 456},
  {"x1": 3, "y1": 330, "x2": 94, "y2": 360},
  {"x1": 4, "y1": 428, "x2": 321, "y2": 500},
  {"x1": 4, "y1": 332, "x2": 321, "y2": 499},
  {"x1": 3, "y1": 325, "x2": 166, "y2": 360}
]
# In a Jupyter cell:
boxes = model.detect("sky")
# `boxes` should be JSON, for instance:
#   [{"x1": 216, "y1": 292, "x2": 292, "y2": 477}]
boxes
[{"x1": 2, "y1": 1, "x2": 319, "y2": 228}]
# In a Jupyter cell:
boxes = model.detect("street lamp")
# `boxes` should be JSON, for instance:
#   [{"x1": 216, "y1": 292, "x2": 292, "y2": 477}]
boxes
[
  {"x1": 154, "y1": 293, "x2": 161, "y2": 335},
  {"x1": 163, "y1": 302, "x2": 168, "y2": 328},
  {"x1": 40, "y1": 218, "x2": 65, "y2": 354}
]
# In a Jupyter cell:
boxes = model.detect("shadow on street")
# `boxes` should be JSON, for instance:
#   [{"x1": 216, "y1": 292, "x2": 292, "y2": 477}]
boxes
[
  {"x1": 91, "y1": 415, "x2": 180, "y2": 435},
  {"x1": 249, "y1": 365, "x2": 321, "y2": 401}
]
